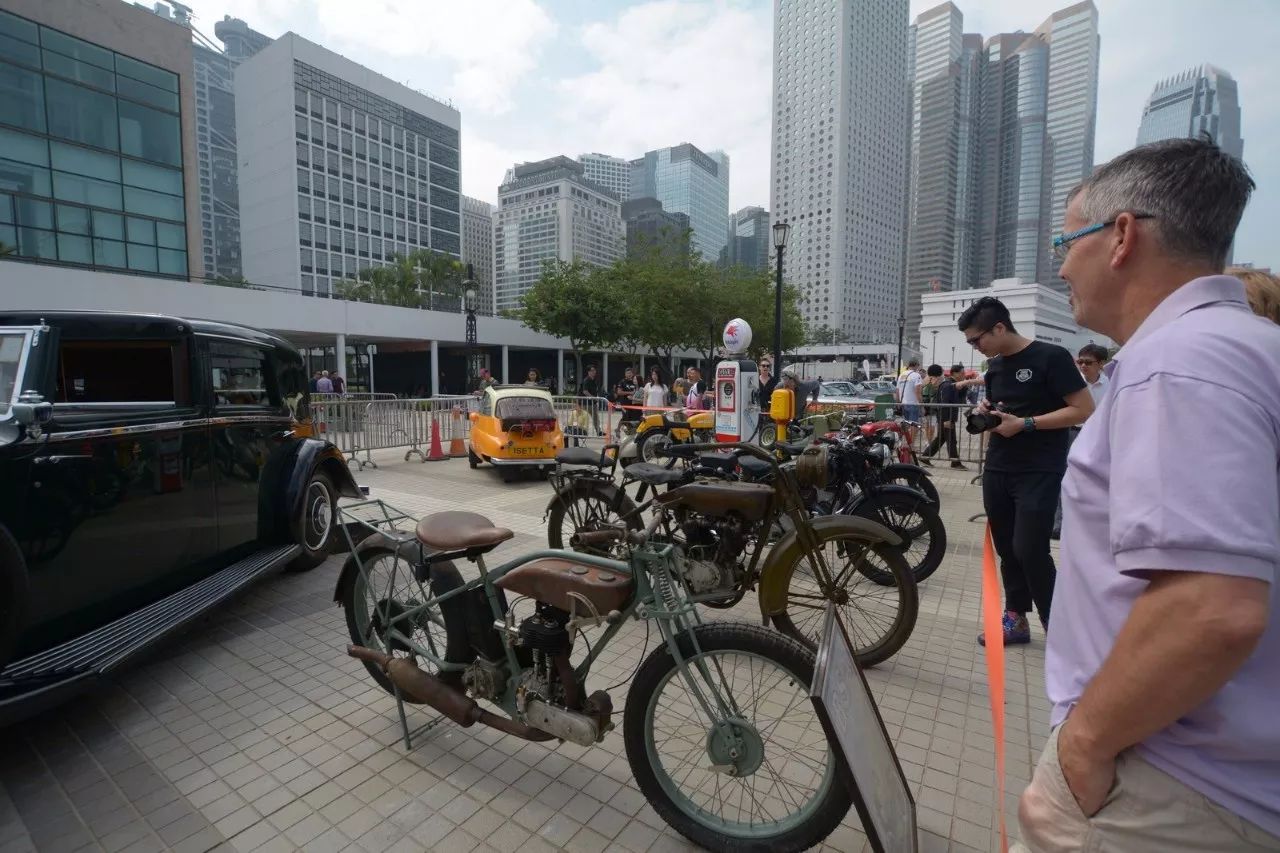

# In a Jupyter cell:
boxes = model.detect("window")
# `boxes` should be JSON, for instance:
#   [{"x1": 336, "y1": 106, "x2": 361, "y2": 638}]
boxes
[
  {"x1": 124, "y1": 186, "x2": 182, "y2": 220},
  {"x1": 118, "y1": 100, "x2": 180, "y2": 166},
  {"x1": 44, "y1": 77, "x2": 118, "y2": 150},
  {"x1": 50, "y1": 141, "x2": 119, "y2": 181},
  {"x1": 55, "y1": 339, "x2": 180, "y2": 407}
]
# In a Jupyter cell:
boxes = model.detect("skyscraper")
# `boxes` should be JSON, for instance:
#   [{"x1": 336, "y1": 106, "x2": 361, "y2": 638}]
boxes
[
  {"x1": 192, "y1": 19, "x2": 272, "y2": 280},
  {"x1": 903, "y1": 0, "x2": 1099, "y2": 330},
  {"x1": 771, "y1": 0, "x2": 911, "y2": 342},
  {"x1": 723, "y1": 206, "x2": 770, "y2": 272},
  {"x1": 235, "y1": 33, "x2": 461, "y2": 295},
  {"x1": 629, "y1": 143, "x2": 729, "y2": 261},
  {"x1": 1137, "y1": 65, "x2": 1243, "y2": 159},
  {"x1": 494, "y1": 157, "x2": 624, "y2": 314},
  {"x1": 622, "y1": 198, "x2": 689, "y2": 262},
  {"x1": 461, "y1": 195, "x2": 494, "y2": 313},
  {"x1": 577, "y1": 153, "x2": 630, "y2": 200},
  {"x1": 1038, "y1": 1, "x2": 1100, "y2": 291}
]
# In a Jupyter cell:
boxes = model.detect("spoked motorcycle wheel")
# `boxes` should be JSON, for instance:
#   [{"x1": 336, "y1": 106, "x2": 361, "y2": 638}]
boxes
[
  {"x1": 636, "y1": 429, "x2": 675, "y2": 464},
  {"x1": 623, "y1": 623, "x2": 851, "y2": 853},
  {"x1": 847, "y1": 489, "x2": 947, "y2": 585},
  {"x1": 341, "y1": 547, "x2": 452, "y2": 697},
  {"x1": 772, "y1": 529, "x2": 918, "y2": 667},
  {"x1": 546, "y1": 482, "x2": 641, "y2": 559},
  {"x1": 881, "y1": 463, "x2": 941, "y2": 508}
]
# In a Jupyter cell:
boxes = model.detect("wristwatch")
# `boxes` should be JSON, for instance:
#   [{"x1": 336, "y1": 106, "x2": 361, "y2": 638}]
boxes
[{"x1": 1023, "y1": 417, "x2": 1037, "y2": 432}]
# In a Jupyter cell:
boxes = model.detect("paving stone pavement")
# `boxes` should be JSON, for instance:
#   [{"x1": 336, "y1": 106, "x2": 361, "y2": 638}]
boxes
[{"x1": 0, "y1": 451, "x2": 1051, "y2": 852}]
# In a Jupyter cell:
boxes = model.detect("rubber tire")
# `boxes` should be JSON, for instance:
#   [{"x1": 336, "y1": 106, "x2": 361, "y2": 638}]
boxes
[
  {"x1": 881, "y1": 463, "x2": 941, "y2": 507},
  {"x1": 546, "y1": 482, "x2": 641, "y2": 554},
  {"x1": 340, "y1": 545, "x2": 440, "y2": 697},
  {"x1": 623, "y1": 623, "x2": 852, "y2": 853},
  {"x1": 287, "y1": 471, "x2": 336, "y2": 572},
  {"x1": 851, "y1": 490, "x2": 947, "y2": 585},
  {"x1": 770, "y1": 529, "x2": 918, "y2": 667},
  {"x1": 467, "y1": 446, "x2": 480, "y2": 469},
  {"x1": 0, "y1": 525, "x2": 29, "y2": 671},
  {"x1": 634, "y1": 428, "x2": 673, "y2": 465}
]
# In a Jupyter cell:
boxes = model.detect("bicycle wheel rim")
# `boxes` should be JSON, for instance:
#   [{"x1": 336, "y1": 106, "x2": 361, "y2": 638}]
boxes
[
  {"x1": 643, "y1": 649, "x2": 838, "y2": 838},
  {"x1": 784, "y1": 536, "x2": 909, "y2": 654},
  {"x1": 351, "y1": 552, "x2": 448, "y2": 671}
]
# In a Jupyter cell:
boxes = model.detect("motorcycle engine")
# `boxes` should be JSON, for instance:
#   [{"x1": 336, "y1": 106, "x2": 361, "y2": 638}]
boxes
[
  {"x1": 463, "y1": 658, "x2": 507, "y2": 701},
  {"x1": 678, "y1": 515, "x2": 746, "y2": 595}
]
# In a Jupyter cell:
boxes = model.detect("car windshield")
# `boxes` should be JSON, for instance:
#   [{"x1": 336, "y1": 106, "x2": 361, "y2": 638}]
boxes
[
  {"x1": 821, "y1": 382, "x2": 859, "y2": 397},
  {"x1": 0, "y1": 331, "x2": 30, "y2": 418},
  {"x1": 495, "y1": 396, "x2": 555, "y2": 420}
]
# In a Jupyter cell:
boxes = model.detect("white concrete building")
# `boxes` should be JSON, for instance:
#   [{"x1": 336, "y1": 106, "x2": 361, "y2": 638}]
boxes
[
  {"x1": 461, "y1": 195, "x2": 494, "y2": 313},
  {"x1": 918, "y1": 278, "x2": 1110, "y2": 371},
  {"x1": 577, "y1": 153, "x2": 630, "y2": 201},
  {"x1": 771, "y1": 0, "x2": 911, "y2": 344},
  {"x1": 235, "y1": 33, "x2": 462, "y2": 296},
  {"x1": 494, "y1": 157, "x2": 624, "y2": 315}
]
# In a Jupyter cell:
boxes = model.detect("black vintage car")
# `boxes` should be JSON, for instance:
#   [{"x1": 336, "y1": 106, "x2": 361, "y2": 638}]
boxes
[{"x1": 0, "y1": 312, "x2": 361, "y2": 721}]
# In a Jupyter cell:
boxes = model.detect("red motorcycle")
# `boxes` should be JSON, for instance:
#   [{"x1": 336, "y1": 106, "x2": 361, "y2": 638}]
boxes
[{"x1": 857, "y1": 418, "x2": 916, "y2": 464}]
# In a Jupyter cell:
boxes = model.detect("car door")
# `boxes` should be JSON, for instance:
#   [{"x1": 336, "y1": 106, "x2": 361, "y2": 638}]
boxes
[
  {"x1": 205, "y1": 338, "x2": 288, "y2": 557},
  {"x1": 13, "y1": 329, "x2": 219, "y2": 655}
]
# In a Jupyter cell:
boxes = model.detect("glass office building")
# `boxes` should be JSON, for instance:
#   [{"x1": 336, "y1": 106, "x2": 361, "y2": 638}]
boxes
[
  {"x1": 630, "y1": 144, "x2": 729, "y2": 261},
  {"x1": 0, "y1": 9, "x2": 188, "y2": 276}
]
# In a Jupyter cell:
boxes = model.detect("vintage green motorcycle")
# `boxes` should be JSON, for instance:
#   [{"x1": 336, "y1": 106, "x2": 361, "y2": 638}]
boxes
[{"x1": 336, "y1": 443, "x2": 899, "y2": 851}]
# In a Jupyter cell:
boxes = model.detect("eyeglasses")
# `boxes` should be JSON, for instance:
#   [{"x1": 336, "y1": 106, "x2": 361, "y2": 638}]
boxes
[
  {"x1": 1076, "y1": 358, "x2": 1098, "y2": 367},
  {"x1": 1052, "y1": 214, "x2": 1154, "y2": 261},
  {"x1": 965, "y1": 329, "x2": 992, "y2": 348}
]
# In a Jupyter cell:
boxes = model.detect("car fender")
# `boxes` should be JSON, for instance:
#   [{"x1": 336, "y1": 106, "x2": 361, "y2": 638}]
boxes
[
  {"x1": 756, "y1": 514, "x2": 902, "y2": 619},
  {"x1": 258, "y1": 437, "x2": 362, "y2": 544},
  {"x1": 332, "y1": 530, "x2": 420, "y2": 605}
]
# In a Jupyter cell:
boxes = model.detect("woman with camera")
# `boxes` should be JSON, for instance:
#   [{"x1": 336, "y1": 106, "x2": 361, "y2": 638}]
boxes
[{"x1": 957, "y1": 297, "x2": 1094, "y2": 646}]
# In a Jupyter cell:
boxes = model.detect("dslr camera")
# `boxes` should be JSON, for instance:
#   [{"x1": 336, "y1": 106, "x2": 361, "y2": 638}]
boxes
[{"x1": 966, "y1": 402, "x2": 1007, "y2": 435}]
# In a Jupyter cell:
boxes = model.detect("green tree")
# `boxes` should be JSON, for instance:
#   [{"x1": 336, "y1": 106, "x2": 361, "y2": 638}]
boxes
[
  {"x1": 518, "y1": 259, "x2": 627, "y2": 391},
  {"x1": 0, "y1": 242, "x2": 15, "y2": 258},
  {"x1": 334, "y1": 249, "x2": 464, "y2": 309}
]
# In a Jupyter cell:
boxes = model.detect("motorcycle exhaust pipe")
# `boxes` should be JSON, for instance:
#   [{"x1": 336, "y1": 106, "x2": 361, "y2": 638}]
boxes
[{"x1": 347, "y1": 646, "x2": 556, "y2": 742}]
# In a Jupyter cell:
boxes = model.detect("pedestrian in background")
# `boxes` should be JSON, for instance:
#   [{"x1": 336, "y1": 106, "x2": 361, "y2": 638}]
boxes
[
  {"x1": 758, "y1": 361, "x2": 777, "y2": 412},
  {"x1": 1019, "y1": 136, "x2": 1280, "y2": 851},
  {"x1": 579, "y1": 364, "x2": 604, "y2": 436},
  {"x1": 923, "y1": 364, "x2": 965, "y2": 469},
  {"x1": 642, "y1": 367, "x2": 668, "y2": 415},
  {"x1": 331, "y1": 372, "x2": 346, "y2": 395},
  {"x1": 1051, "y1": 343, "x2": 1110, "y2": 539},
  {"x1": 1228, "y1": 266, "x2": 1280, "y2": 323},
  {"x1": 960, "y1": 296, "x2": 1093, "y2": 646},
  {"x1": 316, "y1": 370, "x2": 333, "y2": 394}
]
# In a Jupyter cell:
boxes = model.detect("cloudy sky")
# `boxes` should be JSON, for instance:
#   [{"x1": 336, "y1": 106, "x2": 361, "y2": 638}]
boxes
[{"x1": 193, "y1": 0, "x2": 1278, "y2": 267}]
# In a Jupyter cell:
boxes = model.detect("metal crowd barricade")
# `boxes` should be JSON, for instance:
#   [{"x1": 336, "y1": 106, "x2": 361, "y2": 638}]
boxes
[
  {"x1": 356, "y1": 396, "x2": 477, "y2": 467},
  {"x1": 311, "y1": 392, "x2": 397, "y2": 404},
  {"x1": 309, "y1": 398, "x2": 371, "y2": 465},
  {"x1": 899, "y1": 403, "x2": 989, "y2": 465},
  {"x1": 551, "y1": 395, "x2": 616, "y2": 445}
]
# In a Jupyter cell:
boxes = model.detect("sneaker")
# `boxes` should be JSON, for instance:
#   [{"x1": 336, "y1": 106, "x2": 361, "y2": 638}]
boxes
[
  {"x1": 920, "y1": 457, "x2": 934, "y2": 468},
  {"x1": 978, "y1": 611, "x2": 1031, "y2": 646},
  {"x1": 951, "y1": 461, "x2": 967, "y2": 470}
]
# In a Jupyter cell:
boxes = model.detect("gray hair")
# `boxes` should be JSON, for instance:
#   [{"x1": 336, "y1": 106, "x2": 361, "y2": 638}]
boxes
[{"x1": 1074, "y1": 136, "x2": 1254, "y2": 271}]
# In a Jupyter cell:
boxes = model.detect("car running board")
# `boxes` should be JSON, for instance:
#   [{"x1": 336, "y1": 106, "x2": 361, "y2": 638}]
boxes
[{"x1": 0, "y1": 543, "x2": 300, "y2": 723}]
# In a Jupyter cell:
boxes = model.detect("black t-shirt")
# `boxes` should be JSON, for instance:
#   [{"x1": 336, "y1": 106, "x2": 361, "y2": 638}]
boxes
[
  {"x1": 759, "y1": 376, "x2": 778, "y2": 410},
  {"x1": 580, "y1": 375, "x2": 600, "y2": 397},
  {"x1": 614, "y1": 378, "x2": 637, "y2": 402},
  {"x1": 983, "y1": 341, "x2": 1086, "y2": 473}
]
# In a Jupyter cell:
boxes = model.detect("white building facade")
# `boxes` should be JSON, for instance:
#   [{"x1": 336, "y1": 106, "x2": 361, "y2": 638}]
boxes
[
  {"x1": 577, "y1": 153, "x2": 630, "y2": 201},
  {"x1": 771, "y1": 0, "x2": 911, "y2": 343},
  {"x1": 918, "y1": 278, "x2": 1109, "y2": 371},
  {"x1": 494, "y1": 157, "x2": 624, "y2": 315},
  {"x1": 461, "y1": 195, "x2": 494, "y2": 313},
  {"x1": 235, "y1": 33, "x2": 462, "y2": 295}
]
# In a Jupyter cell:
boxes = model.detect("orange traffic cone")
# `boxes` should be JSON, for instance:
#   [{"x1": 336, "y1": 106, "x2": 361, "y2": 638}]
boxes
[
  {"x1": 449, "y1": 406, "x2": 467, "y2": 457},
  {"x1": 425, "y1": 413, "x2": 447, "y2": 462}
]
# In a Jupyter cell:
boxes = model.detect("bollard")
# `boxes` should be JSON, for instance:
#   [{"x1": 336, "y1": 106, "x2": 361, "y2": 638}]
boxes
[
  {"x1": 425, "y1": 413, "x2": 447, "y2": 462},
  {"x1": 449, "y1": 406, "x2": 467, "y2": 457}
]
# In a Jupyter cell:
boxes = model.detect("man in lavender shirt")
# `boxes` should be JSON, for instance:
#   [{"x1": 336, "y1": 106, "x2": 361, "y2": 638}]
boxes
[{"x1": 1018, "y1": 137, "x2": 1280, "y2": 850}]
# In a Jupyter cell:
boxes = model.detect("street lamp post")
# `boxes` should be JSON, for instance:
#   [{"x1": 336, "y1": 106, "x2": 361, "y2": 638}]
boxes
[
  {"x1": 894, "y1": 314, "x2": 906, "y2": 374},
  {"x1": 771, "y1": 221, "x2": 791, "y2": 375},
  {"x1": 463, "y1": 264, "x2": 477, "y2": 390},
  {"x1": 931, "y1": 329, "x2": 938, "y2": 364}
]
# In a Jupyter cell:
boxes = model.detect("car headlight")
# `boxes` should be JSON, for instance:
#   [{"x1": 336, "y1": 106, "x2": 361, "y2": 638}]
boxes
[
  {"x1": 870, "y1": 443, "x2": 891, "y2": 463},
  {"x1": 877, "y1": 430, "x2": 897, "y2": 447}
]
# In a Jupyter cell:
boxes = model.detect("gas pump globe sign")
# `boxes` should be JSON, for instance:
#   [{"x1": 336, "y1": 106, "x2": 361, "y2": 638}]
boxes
[{"x1": 716, "y1": 319, "x2": 759, "y2": 442}]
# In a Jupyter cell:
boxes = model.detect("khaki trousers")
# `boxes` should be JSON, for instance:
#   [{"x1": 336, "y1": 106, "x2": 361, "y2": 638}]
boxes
[{"x1": 1017, "y1": 726, "x2": 1280, "y2": 852}]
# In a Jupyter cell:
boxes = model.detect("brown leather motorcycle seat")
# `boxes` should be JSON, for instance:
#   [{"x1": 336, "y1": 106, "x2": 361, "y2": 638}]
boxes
[
  {"x1": 495, "y1": 558, "x2": 634, "y2": 615},
  {"x1": 416, "y1": 511, "x2": 514, "y2": 551}
]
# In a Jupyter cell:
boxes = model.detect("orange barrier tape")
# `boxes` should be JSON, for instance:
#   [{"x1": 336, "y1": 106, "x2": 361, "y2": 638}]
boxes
[{"x1": 982, "y1": 522, "x2": 1009, "y2": 852}]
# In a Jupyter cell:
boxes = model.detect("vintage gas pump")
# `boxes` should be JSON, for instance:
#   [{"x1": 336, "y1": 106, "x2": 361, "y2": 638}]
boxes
[{"x1": 714, "y1": 318, "x2": 761, "y2": 443}]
